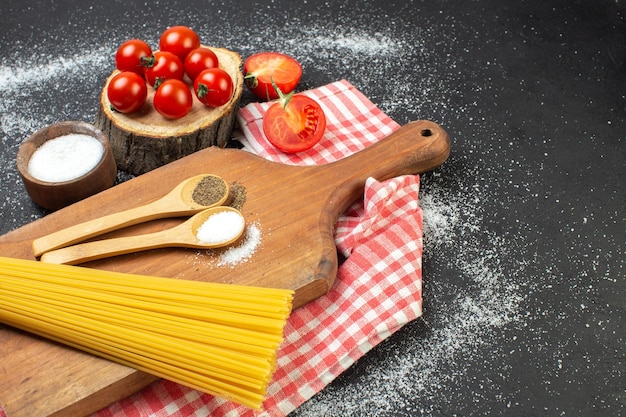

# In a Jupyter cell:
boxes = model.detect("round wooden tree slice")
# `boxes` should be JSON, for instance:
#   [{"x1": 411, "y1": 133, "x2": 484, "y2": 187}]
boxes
[{"x1": 95, "y1": 46, "x2": 243, "y2": 175}]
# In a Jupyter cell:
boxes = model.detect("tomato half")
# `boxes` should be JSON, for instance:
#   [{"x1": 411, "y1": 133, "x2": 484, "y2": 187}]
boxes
[
  {"x1": 244, "y1": 52, "x2": 302, "y2": 101},
  {"x1": 142, "y1": 51, "x2": 184, "y2": 87},
  {"x1": 159, "y1": 26, "x2": 200, "y2": 62},
  {"x1": 153, "y1": 79, "x2": 193, "y2": 119},
  {"x1": 193, "y1": 68, "x2": 234, "y2": 107},
  {"x1": 115, "y1": 39, "x2": 152, "y2": 76},
  {"x1": 262, "y1": 94, "x2": 326, "y2": 153},
  {"x1": 106, "y1": 71, "x2": 147, "y2": 113},
  {"x1": 184, "y1": 47, "x2": 219, "y2": 81}
]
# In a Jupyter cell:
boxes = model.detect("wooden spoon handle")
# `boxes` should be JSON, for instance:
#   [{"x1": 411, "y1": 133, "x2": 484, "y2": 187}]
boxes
[
  {"x1": 31, "y1": 200, "x2": 170, "y2": 257},
  {"x1": 39, "y1": 228, "x2": 177, "y2": 265}
]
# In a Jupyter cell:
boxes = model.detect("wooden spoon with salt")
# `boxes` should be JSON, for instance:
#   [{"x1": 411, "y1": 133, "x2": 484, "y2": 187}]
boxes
[
  {"x1": 32, "y1": 174, "x2": 230, "y2": 257},
  {"x1": 39, "y1": 206, "x2": 245, "y2": 265}
]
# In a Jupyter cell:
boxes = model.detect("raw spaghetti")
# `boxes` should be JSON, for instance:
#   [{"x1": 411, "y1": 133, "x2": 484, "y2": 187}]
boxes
[{"x1": 0, "y1": 256, "x2": 293, "y2": 409}]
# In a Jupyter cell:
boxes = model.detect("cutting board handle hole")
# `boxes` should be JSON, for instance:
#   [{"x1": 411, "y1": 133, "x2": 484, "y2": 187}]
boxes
[{"x1": 420, "y1": 129, "x2": 433, "y2": 137}]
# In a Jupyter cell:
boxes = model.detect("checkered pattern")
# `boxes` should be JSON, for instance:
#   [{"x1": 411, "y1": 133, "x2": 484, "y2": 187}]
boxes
[
  {"x1": 236, "y1": 80, "x2": 398, "y2": 165},
  {"x1": 0, "y1": 80, "x2": 424, "y2": 417}
]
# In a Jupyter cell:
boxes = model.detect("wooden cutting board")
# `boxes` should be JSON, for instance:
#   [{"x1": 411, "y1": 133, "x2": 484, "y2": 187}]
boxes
[{"x1": 0, "y1": 120, "x2": 450, "y2": 417}]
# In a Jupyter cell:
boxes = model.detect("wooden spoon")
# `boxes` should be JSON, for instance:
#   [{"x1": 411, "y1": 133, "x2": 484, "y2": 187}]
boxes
[
  {"x1": 39, "y1": 206, "x2": 245, "y2": 265},
  {"x1": 32, "y1": 174, "x2": 230, "y2": 257}
]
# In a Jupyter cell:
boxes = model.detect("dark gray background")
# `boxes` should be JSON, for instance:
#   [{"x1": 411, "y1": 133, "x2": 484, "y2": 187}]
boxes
[{"x1": 0, "y1": 1, "x2": 623, "y2": 416}]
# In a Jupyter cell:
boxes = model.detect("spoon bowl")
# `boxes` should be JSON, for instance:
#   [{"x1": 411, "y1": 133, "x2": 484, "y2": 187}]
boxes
[
  {"x1": 190, "y1": 206, "x2": 246, "y2": 247},
  {"x1": 32, "y1": 174, "x2": 230, "y2": 257},
  {"x1": 179, "y1": 174, "x2": 231, "y2": 210},
  {"x1": 39, "y1": 206, "x2": 246, "y2": 265}
]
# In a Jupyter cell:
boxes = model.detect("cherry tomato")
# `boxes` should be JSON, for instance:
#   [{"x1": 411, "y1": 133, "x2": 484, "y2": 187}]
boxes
[
  {"x1": 106, "y1": 71, "x2": 147, "y2": 113},
  {"x1": 184, "y1": 47, "x2": 219, "y2": 81},
  {"x1": 244, "y1": 52, "x2": 302, "y2": 101},
  {"x1": 142, "y1": 51, "x2": 184, "y2": 87},
  {"x1": 153, "y1": 79, "x2": 193, "y2": 119},
  {"x1": 262, "y1": 93, "x2": 326, "y2": 153},
  {"x1": 159, "y1": 26, "x2": 200, "y2": 62},
  {"x1": 115, "y1": 39, "x2": 152, "y2": 76},
  {"x1": 193, "y1": 68, "x2": 234, "y2": 107}
]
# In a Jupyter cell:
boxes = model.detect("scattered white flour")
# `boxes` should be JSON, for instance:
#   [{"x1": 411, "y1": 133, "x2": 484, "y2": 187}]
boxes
[
  {"x1": 0, "y1": 45, "x2": 111, "y2": 93},
  {"x1": 309, "y1": 32, "x2": 399, "y2": 56},
  {"x1": 0, "y1": 45, "x2": 113, "y2": 141},
  {"x1": 289, "y1": 159, "x2": 528, "y2": 416},
  {"x1": 27, "y1": 133, "x2": 104, "y2": 182},
  {"x1": 217, "y1": 223, "x2": 262, "y2": 267},
  {"x1": 188, "y1": 222, "x2": 262, "y2": 270}
]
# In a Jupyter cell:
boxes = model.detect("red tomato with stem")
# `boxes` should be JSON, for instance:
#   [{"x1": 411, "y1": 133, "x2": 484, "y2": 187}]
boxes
[
  {"x1": 141, "y1": 51, "x2": 184, "y2": 87},
  {"x1": 115, "y1": 39, "x2": 152, "y2": 76},
  {"x1": 193, "y1": 68, "x2": 234, "y2": 107},
  {"x1": 106, "y1": 71, "x2": 147, "y2": 113},
  {"x1": 159, "y1": 26, "x2": 200, "y2": 62},
  {"x1": 262, "y1": 88, "x2": 326, "y2": 153},
  {"x1": 244, "y1": 52, "x2": 302, "y2": 101},
  {"x1": 184, "y1": 47, "x2": 219, "y2": 81},
  {"x1": 153, "y1": 79, "x2": 193, "y2": 119}
]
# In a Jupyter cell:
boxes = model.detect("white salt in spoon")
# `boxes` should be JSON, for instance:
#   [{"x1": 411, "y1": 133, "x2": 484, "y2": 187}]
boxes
[
  {"x1": 39, "y1": 206, "x2": 245, "y2": 265},
  {"x1": 32, "y1": 174, "x2": 230, "y2": 257}
]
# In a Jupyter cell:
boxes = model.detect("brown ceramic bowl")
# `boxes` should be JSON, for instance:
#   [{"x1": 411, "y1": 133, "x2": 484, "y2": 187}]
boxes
[{"x1": 16, "y1": 121, "x2": 117, "y2": 211}]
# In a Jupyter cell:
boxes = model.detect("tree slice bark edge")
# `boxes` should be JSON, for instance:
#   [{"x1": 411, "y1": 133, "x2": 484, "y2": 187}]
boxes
[{"x1": 94, "y1": 47, "x2": 243, "y2": 176}]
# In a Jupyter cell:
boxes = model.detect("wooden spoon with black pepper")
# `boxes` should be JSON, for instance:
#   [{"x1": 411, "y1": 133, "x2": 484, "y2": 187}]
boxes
[{"x1": 32, "y1": 174, "x2": 230, "y2": 256}]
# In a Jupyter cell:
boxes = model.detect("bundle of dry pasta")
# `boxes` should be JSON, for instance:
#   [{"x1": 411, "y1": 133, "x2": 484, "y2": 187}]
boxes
[{"x1": 0, "y1": 256, "x2": 294, "y2": 409}]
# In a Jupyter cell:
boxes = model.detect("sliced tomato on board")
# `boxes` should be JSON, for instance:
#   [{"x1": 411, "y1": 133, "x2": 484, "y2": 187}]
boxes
[
  {"x1": 262, "y1": 87, "x2": 326, "y2": 153},
  {"x1": 244, "y1": 52, "x2": 302, "y2": 101}
]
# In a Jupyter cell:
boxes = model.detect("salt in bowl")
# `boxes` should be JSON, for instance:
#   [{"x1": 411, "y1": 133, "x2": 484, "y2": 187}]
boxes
[{"x1": 16, "y1": 121, "x2": 117, "y2": 211}]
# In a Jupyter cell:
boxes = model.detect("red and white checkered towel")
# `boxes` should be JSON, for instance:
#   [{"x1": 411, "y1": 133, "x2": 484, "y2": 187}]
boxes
[{"x1": 1, "y1": 80, "x2": 424, "y2": 417}]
